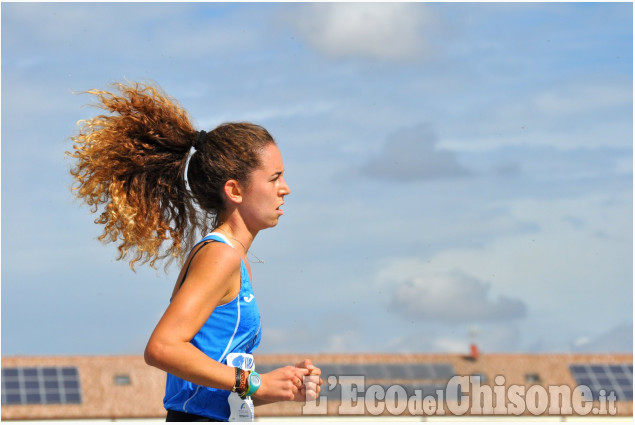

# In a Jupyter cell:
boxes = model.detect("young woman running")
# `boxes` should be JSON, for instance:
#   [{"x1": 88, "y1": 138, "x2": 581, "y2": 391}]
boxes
[{"x1": 68, "y1": 81, "x2": 321, "y2": 421}]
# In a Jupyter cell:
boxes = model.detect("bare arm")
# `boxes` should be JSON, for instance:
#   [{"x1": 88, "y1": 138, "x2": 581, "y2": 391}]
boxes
[
  {"x1": 144, "y1": 242, "x2": 240, "y2": 390},
  {"x1": 144, "y1": 243, "x2": 317, "y2": 402}
]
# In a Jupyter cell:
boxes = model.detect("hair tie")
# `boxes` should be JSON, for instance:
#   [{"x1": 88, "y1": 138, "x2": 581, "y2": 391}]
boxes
[{"x1": 193, "y1": 130, "x2": 207, "y2": 150}]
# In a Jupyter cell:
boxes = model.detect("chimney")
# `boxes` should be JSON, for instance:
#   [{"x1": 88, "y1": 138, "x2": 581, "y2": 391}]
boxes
[{"x1": 469, "y1": 343, "x2": 479, "y2": 360}]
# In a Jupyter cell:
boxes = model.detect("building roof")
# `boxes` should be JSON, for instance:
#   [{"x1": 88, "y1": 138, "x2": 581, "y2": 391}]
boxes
[{"x1": 2, "y1": 352, "x2": 632, "y2": 420}]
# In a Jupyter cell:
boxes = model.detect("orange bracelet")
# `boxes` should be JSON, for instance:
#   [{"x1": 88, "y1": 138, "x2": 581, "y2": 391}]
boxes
[{"x1": 237, "y1": 369, "x2": 249, "y2": 394}]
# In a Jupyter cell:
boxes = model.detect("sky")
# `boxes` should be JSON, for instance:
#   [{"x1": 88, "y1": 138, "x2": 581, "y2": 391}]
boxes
[{"x1": 1, "y1": 2, "x2": 632, "y2": 358}]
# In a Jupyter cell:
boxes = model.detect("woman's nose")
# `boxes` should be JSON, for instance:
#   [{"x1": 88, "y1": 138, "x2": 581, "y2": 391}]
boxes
[{"x1": 280, "y1": 177, "x2": 291, "y2": 196}]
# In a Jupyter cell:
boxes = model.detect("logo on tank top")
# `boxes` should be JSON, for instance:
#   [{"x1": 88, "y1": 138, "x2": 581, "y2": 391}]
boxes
[{"x1": 243, "y1": 294, "x2": 254, "y2": 303}]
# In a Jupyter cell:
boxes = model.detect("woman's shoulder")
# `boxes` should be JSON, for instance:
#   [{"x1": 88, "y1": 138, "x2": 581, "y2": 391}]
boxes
[
  {"x1": 172, "y1": 240, "x2": 242, "y2": 301},
  {"x1": 188, "y1": 239, "x2": 242, "y2": 274}
]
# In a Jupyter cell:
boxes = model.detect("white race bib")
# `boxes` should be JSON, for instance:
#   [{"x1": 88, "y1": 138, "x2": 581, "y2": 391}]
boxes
[{"x1": 225, "y1": 353, "x2": 255, "y2": 422}]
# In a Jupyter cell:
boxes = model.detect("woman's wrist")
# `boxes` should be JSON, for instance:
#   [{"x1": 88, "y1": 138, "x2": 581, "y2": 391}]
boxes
[
  {"x1": 231, "y1": 367, "x2": 240, "y2": 392},
  {"x1": 231, "y1": 368, "x2": 249, "y2": 394},
  {"x1": 240, "y1": 371, "x2": 261, "y2": 398}
]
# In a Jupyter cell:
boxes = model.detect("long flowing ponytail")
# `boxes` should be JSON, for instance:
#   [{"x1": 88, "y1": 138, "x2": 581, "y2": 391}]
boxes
[{"x1": 68, "y1": 82, "x2": 202, "y2": 270}]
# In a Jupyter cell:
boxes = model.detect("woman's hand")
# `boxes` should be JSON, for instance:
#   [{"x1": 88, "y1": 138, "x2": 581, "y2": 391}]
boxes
[
  {"x1": 252, "y1": 359, "x2": 322, "y2": 403},
  {"x1": 294, "y1": 359, "x2": 322, "y2": 402},
  {"x1": 253, "y1": 366, "x2": 303, "y2": 402}
]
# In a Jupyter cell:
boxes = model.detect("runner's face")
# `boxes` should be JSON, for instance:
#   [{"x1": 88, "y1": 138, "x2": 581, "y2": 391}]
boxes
[{"x1": 240, "y1": 143, "x2": 290, "y2": 230}]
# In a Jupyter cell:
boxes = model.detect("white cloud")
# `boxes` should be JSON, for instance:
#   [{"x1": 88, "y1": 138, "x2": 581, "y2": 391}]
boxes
[
  {"x1": 380, "y1": 193, "x2": 631, "y2": 329},
  {"x1": 388, "y1": 272, "x2": 527, "y2": 324},
  {"x1": 359, "y1": 124, "x2": 470, "y2": 181},
  {"x1": 367, "y1": 189, "x2": 631, "y2": 351},
  {"x1": 286, "y1": 3, "x2": 434, "y2": 61}
]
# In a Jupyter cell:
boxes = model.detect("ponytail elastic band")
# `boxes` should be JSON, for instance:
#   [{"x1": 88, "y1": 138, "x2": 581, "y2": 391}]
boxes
[{"x1": 193, "y1": 130, "x2": 207, "y2": 150}]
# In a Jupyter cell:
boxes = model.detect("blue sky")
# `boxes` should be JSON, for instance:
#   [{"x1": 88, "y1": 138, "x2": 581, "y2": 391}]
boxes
[{"x1": 1, "y1": 2, "x2": 632, "y2": 357}]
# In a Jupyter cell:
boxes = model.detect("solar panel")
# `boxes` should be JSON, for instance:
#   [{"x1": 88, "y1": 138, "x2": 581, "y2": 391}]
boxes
[
  {"x1": 337, "y1": 364, "x2": 366, "y2": 376},
  {"x1": 431, "y1": 364, "x2": 455, "y2": 379},
  {"x1": 317, "y1": 381, "x2": 453, "y2": 402},
  {"x1": 569, "y1": 364, "x2": 633, "y2": 401},
  {"x1": 398, "y1": 382, "x2": 449, "y2": 398},
  {"x1": 319, "y1": 365, "x2": 340, "y2": 379},
  {"x1": 322, "y1": 381, "x2": 341, "y2": 399},
  {"x1": 255, "y1": 362, "x2": 464, "y2": 405},
  {"x1": 257, "y1": 362, "x2": 456, "y2": 380},
  {"x1": 408, "y1": 364, "x2": 434, "y2": 379},
  {"x1": 570, "y1": 365, "x2": 586, "y2": 374},
  {"x1": 383, "y1": 364, "x2": 408, "y2": 379},
  {"x1": 363, "y1": 364, "x2": 389, "y2": 379},
  {"x1": 1, "y1": 366, "x2": 82, "y2": 405}
]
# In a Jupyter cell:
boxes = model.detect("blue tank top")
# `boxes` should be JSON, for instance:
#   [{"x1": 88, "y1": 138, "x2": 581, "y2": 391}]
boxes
[{"x1": 163, "y1": 232, "x2": 262, "y2": 420}]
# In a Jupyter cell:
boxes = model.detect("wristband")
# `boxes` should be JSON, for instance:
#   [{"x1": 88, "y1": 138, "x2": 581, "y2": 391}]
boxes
[
  {"x1": 232, "y1": 368, "x2": 249, "y2": 394},
  {"x1": 231, "y1": 367, "x2": 241, "y2": 393},
  {"x1": 240, "y1": 371, "x2": 261, "y2": 398}
]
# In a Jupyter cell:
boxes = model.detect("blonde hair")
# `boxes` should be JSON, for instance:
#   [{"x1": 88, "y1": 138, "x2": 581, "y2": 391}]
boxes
[{"x1": 68, "y1": 81, "x2": 274, "y2": 270}]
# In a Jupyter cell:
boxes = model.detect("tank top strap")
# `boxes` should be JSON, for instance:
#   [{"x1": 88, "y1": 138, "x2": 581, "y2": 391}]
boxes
[
  {"x1": 177, "y1": 232, "x2": 237, "y2": 290},
  {"x1": 201, "y1": 232, "x2": 235, "y2": 248}
]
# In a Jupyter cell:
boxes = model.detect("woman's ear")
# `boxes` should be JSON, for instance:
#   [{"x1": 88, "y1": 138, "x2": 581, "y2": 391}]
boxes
[{"x1": 223, "y1": 179, "x2": 243, "y2": 204}]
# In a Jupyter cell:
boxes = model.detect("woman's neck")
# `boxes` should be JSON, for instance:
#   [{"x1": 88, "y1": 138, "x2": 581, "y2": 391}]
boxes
[{"x1": 214, "y1": 222, "x2": 254, "y2": 254}]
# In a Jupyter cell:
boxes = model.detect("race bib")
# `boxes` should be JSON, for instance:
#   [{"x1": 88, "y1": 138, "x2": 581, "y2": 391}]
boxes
[
  {"x1": 226, "y1": 353, "x2": 255, "y2": 371},
  {"x1": 225, "y1": 353, "x2": 255, "y2": 422}
]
